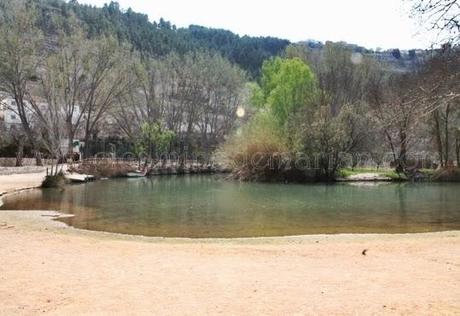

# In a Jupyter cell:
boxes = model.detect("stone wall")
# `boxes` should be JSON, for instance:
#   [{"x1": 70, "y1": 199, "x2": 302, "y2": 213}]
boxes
[{"x1": 0, "y1": 158, "x2": 53, "y2": 167}]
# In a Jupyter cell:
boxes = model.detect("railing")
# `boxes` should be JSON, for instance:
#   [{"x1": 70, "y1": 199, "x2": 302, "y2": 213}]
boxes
[{"x1": 76, "y1": 157, "x2": 217, "y2": 169}]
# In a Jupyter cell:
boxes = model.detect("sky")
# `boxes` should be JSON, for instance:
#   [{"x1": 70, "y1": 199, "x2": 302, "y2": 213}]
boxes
[{"x1": 77, "y1": 0, "x2": 434, "y2": 50}]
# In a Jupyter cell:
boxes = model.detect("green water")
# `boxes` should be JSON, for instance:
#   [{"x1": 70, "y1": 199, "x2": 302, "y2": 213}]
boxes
[{"x1": 1, "y1": 175, "x2": 460, "y2": 237}]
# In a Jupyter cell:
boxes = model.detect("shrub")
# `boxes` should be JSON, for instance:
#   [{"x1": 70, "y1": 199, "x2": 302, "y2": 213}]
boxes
[
  {"x1": 431, "y1": 167, "x2": 460, "y2": 182},
  {"x1": 218, "y1": 112, "x2": 320, "y2": 182},
  {"x1": 41, "y1": 172, "x2": 67, "y2": 188}
]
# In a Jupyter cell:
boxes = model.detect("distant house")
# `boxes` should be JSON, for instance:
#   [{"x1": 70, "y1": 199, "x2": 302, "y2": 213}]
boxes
[
  {"x1": 1, "y1": 93, "x2": 82, "y2": 127},
  {"x1": 0, "y1": 94, "x2": 83, "y2": 156},
  {"x1": 0, "y1": 97, "x2": 22, "y2": 129}
]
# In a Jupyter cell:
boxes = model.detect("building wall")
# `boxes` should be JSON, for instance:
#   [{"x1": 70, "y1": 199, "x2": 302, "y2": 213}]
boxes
[{"x1": 0, "y1": 97, "x2": 23, "y2": 128}]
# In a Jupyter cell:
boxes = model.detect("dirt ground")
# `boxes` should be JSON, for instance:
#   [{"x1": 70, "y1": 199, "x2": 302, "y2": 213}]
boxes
[
  {"x1": 0, "y1": 210, "x2": 459, "y2": 315},
  {"x1": 0, "y1": 170, "x2": 46, "y2": 196},
  {"x1": 1, "y1": 172, "x2": 460, "y2": 315}
]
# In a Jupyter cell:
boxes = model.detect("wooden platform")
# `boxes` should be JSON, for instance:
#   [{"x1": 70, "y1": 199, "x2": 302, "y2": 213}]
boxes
[{"x1": 65, "y1": 174, "x2": 95, "y2": 183}]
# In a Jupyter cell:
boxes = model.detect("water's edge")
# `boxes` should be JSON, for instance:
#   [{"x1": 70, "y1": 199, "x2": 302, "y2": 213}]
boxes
[
  {"x1": 2, "y1": 209, "x2": 460, "y2": 245},
  {"x1": 2, "y1": 177, "x2": 460, "y2": 239}
]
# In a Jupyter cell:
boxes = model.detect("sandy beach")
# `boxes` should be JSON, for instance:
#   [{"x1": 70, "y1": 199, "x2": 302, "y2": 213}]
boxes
[
  {"x1": 1, "y1": 172, "x2": 460, "y2": 315},
  {"x1": 0, "y1": 168, "x2": 46, "y2": 197}
]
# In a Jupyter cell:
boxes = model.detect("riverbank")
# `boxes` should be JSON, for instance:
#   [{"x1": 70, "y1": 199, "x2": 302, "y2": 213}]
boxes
[
  {"x1": 1, "y1": 170, "x2": 460, "y2": 315},
  {"x1": 1, "y1": 211, "x2": 459, "y2": 315},
  {"x1": 0, "y1": 169, "x2": 46, "y2": 197}
]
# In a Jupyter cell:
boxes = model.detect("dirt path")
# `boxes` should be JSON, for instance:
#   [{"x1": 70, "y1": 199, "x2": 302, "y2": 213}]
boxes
[
  {"x1": 0, "y1": 210, "x2": 459, "y2": 315},
  {"x1": 0, "y1": 171, "x2": 46, "y2": 196}
]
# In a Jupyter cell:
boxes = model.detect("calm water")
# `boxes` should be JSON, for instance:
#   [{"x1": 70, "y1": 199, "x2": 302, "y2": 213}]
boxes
[{"x1": 1, "y1": 175, "x2": 460, "y2": 237}]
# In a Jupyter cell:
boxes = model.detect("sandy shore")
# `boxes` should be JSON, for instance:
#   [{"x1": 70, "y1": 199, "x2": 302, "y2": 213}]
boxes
[
  {"x1": 0, "y1": 170, "x2": 46, "y2": 197},
  {"x1": 1, "y1": 173, "x2": 460, "y2": 315}
]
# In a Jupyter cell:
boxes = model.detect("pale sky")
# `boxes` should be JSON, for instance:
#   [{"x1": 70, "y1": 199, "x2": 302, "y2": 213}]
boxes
[{"x1": 76, "y1": 0, "x2": 434, "y2": 50}]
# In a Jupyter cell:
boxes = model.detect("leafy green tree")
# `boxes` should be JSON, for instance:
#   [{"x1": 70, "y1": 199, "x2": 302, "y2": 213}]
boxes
[
  {"x1": 288, "y1": 99, "x2": 374, "y2": 180},
  {"x1": 254, "y1": 57, "x2": 316, "y2": 126},
  {"x1": 222, "y1": 57, "x2": 318, "y2": 181},
  {"x1": 136, "y1": 122, "x2": 175, "y2": 161}
]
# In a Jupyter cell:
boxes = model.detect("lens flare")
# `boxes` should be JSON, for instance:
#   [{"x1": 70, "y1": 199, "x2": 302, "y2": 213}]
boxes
[{"x1": 236, "y1": 106, "x2": 245, "y2": 118}]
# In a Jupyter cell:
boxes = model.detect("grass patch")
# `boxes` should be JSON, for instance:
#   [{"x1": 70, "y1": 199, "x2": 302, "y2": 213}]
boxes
[
  {"x1": 381, "y1": 170, "x2": 407, "y2": 180},
  {"x1": 339, "y1": 167, "x2": 389, "y2": 177},
  {"x1": 419, "y1": 168, "x2": 436, "y2": 177},
  {"x1": 338, "y1": 168, "x2": 407, "y2": 180}
]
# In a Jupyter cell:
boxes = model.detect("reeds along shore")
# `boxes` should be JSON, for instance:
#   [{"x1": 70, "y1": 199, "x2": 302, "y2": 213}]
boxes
[{"x1": 66, "y1": 159, "x2": 230, "y2": 179}]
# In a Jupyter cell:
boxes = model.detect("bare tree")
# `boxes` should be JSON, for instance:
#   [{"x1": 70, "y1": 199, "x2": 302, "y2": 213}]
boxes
[
  {"x1": 417, "y1": 48, "x2": 460, "y2": 166},
  {"x1": 411, "y1": 0, "x2": 460, "y2": 44},
  {"x1": 35, "y1": 70, "x2": 66, "y2": 174},
  {"x1": 456, "y1": 126, "x2": 460, "y2": 165},
  {"x1": 113, "y1": 51, "x2": 245, "y2": 156},
  {"x1": 369, "y1": 50, "x2": 460, "y2": 172},
  {"x1": 80, "y1": 37, "x2": 132, "y2": 157},
  {"x1": 0, "y1": 0, "x2": 44, "y2": 165},
  {"x1": 286, "y1": 42, "x2": 386, "y2": 167},
  {"x1": 194, "y1": 52, "x2": 245, "y2": 154},
  {"x1": 43, "y1": 22, "x2": 88, "y2": 157},
  {"x1": 113, "y1": 54, "x2": 175, "y2": 140}
]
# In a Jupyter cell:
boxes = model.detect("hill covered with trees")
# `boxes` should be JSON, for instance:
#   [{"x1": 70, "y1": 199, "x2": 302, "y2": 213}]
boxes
[
  {"x1": 36, "y1": 0, "x2": 290, "y2": 77},
  {"x1": 35, "y1": 0, "x2": 424, "y2": 76}
]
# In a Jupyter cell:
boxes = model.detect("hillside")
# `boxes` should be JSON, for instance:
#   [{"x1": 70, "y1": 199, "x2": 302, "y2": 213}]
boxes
[
  {"x1": 36, "y1": 0, "x2": 425, "y2": 77},
  {"x1": 37, "y1": 0, "x2": 290, "y2": 77}
]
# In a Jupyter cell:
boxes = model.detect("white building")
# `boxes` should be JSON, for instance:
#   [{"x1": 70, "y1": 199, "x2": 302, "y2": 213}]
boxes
[
  {"x1": 0, "y1": 97, "x2": 22, "y2": 128},
  {"x1": 1, "y1": 95, "x2": 83, "y2": 155},
  {"x1": 1, "y1": 94, "x2": 82, "y2": 128}
]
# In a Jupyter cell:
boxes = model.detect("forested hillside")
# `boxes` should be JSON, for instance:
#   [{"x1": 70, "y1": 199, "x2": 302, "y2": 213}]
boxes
[
  {"x1": 35, "y1": 0, "x2": 423, "y2": 76},
  {"x1": 36, "y1": 0, "x2": 290, "y2": 77}
]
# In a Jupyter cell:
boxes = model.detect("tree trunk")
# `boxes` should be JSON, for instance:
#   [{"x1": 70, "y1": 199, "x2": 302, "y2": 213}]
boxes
[
  {"x1": 16, "y1": 113, "x2": 43, "y2": 166},
  {"x1": 34, "y1": 148, "x2": 43, "y2": 166},
  {"x1": 15, "y1": 95, "x2": 43, "y2": 166},
  {"x1": 67, "y1": 126, "x2": 75, "y2": 158},
  {"x1": 15, "y1": 138, "x2": 24, "y2": 167},
  {"x1": 398, "y1": 128, "x2": 408, "y2": 169},
  {"x1": 433, "y1": 110, "x2": 444, "y2": 167},
  {"x1": 83, "y1": 135, "x2": 90, "y2": 159},
  {"x1": 456, "y1": 130, "x2": 460, "y2": 167},
  {"x1": 444, "y1": 104, "x2": 450, "y2": 165}
]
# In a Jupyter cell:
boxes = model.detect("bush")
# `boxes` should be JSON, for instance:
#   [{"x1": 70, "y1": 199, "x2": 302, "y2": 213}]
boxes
[
  {"x1": 431, "y1": 167, "x2": 460, "y2": 182},
  {"x1": 219, "y1": 112, "x2": 316, "y2": 182},
  {"x1": 41, "y1": 173, "x2": 67, "y2": 188},
  {"x1": 218, "y1": 112, "x2": 288, "y2": 181}
]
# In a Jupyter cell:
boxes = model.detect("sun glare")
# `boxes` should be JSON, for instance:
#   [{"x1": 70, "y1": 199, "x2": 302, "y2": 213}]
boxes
[{"x1": 236, "y1": 106, "x2": 245, "y2": 118}]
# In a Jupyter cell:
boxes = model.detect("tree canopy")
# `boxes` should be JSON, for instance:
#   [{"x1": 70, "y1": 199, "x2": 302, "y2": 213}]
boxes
[{"x1": 253, "y1": 57, "x2": 316, "y2": 125}]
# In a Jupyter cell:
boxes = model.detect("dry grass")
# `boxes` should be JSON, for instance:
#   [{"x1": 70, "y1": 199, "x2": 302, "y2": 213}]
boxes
[
  {"x1": 432, "y1": 167, "x2": 460, "y2": 182},
  {"x1": 218, "y1": 112, "x2": 287, "y2": 181},
  {"x1": 68, "y1": 160, "x2": 136, "y2": 178}
]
